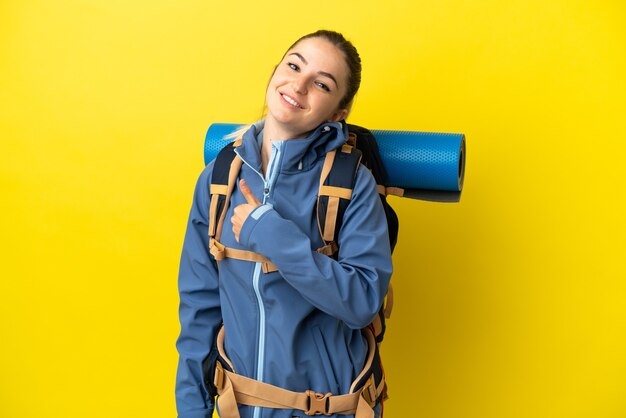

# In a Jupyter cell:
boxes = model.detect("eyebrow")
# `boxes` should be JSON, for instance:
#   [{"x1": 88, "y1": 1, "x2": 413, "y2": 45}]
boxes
[{"x1": 288, "y1": 52, "x2": 338, "y2": 88}]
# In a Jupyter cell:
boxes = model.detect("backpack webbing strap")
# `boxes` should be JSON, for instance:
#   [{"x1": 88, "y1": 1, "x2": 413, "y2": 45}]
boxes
[
  {"x1": 370, "y1": 283, "x2": 394, "y2": 343},
  {"x1": 318, "y1": 149, "x2": 338, "y2": 243},
  {"x1": 383, "y1": 283, "x2": 393, "y2": 319},
  {"x1": 208, "y1": 139, "x2": 278, "y2": 273},
  {"x1": 376, "y1": 185, "x2": 405, "y2": 197},
  {"x1": 317, "y1": 144, "x2": 362, "y2": 254},
  {"x1": 210, "y1": 238, "x2": 278, "y2": 273},
  {"x1": 213, "y1": 326, "x2": 383, "y2": 418},
  {"x1": 347, "y1": 131, "x2": 357, "y2": 147},
  {"x1": 209, "y1": 139, "x2": 242, "y2": 240}
]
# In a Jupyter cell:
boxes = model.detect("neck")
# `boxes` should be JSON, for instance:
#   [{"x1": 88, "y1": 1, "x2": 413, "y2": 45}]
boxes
[
  {"x1": 262, "y1": 116, "x2": 307, "y2": 143},
  {"x1": 260, "y1": 116, "x2": 311, "y2": 174}
]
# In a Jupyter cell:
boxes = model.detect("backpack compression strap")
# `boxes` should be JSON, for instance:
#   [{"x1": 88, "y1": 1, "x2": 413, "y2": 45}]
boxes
[
  {"x1": 317, "y1": 144, "x2": 362, "y2": 257},
  {"x1": 208, "y1": 139, "x2": 278, "y2": 273}
]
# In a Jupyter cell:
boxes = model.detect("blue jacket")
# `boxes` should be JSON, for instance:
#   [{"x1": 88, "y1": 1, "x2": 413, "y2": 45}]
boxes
[{"x1": 176, "y1": 121, "x2": 393, "y2": 418}]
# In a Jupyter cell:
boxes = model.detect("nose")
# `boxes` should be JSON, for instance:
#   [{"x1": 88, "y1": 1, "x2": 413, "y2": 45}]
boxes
[{"x1": 292, "y1": 75, "x2": 307, "y2": 95}]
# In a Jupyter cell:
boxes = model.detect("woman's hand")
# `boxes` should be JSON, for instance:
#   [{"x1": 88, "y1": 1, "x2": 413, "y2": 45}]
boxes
[{"x1": 232, "y1": 179, "x2": 261, "y2": 242}]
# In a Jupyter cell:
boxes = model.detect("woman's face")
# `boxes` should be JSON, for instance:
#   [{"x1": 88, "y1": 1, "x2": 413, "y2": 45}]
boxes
[{"x1": 265, "y1": 37, "x2": 350, "y2": 137}]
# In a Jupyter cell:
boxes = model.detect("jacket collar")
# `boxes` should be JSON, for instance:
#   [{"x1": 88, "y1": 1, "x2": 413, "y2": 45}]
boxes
[{"x1": 236, "y1": 120, "x2": 349, "y2": 174}]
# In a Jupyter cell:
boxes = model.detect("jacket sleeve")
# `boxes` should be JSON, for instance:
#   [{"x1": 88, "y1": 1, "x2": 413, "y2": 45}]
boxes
[
  {"x1": 175, "y1": 163, "x2": 222, "y2": 418},
  {"x1": 238, "y1": 165, "x2": 393, "y2": 329}
]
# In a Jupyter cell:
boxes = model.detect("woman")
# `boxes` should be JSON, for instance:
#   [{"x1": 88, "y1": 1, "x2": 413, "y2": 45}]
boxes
[{"x1": 176, "y1": 30, "x2": 392, "y2": 418}]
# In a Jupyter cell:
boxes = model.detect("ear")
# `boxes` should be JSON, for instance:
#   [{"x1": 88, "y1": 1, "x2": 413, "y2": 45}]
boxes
[{"x1": 328, "y1": 108, "x2": 349, "y2": 122}]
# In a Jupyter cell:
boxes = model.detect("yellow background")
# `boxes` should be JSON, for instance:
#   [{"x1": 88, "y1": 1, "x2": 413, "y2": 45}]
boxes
[{"x1": 1, "y1": 0, "x2": 625, "y2": 417}]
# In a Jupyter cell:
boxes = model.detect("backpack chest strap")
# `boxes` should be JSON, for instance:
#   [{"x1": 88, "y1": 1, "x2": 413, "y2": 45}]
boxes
[{"x1": 209, "y1": 238, "x2": 278, "y2": 273}]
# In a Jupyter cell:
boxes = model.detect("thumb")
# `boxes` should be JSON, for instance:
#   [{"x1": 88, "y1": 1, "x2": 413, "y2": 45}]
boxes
[{"x1": 239, "y1": 179, "x2": 261, "y2": 206}]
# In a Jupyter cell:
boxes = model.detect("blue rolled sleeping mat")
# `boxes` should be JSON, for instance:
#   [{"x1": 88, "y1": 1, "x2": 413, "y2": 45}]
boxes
[{"x1": 204, "y1": 123, "x2": 466, "y2": 202}]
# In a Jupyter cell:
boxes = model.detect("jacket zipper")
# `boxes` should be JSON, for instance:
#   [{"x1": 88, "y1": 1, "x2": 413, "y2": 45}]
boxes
[{"x1": 236, "y1": 141, "x2": 283, "y2": 418}]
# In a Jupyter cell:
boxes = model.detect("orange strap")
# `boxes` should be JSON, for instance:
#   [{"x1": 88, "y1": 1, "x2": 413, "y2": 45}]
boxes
[
  {"x1": 210, "y1": 238, "x2": 278, "y2": 273},
  {"x1": 316, "y1": 242, "x2": 338, "y2": 256},
  {"x1": 213, "y1": 327, "x2": 383, "y2": 418},
  {"x1": 317, "y1": 149, "x2": 337, "y2": 243},
  {"x1": 347, "y1": 132, "x2": 357, "y2": 147},
  {"x1": 384, "y1": 283, "x2": 394, "y2": 319},
  {"x1": 208, "y1": 143, "x2": 244, "y2": 241},
  {"x1": 316, "y1": 145, "x2": 355, "y2": 253},
  {"x1": 215, "y1": 365, "x2": 375, "y2": 417},
  {"x1": 323, "y1": 196, "x2": 340, "y2": 243},
  {"x1": 371, "y1": 284, "x2": 394, "y2": 339},
  {"x1": 376, "y1": 185, "x2": 405, "y2": 197},
  {"x1": 214, "y1": 155, "x2": 243, "y2": 241},
  {"x1": 319, "y1": 185, "x2": 353, "y2": 200}
]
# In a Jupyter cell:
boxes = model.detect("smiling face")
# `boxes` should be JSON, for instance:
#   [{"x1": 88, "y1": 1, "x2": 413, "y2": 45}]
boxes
[{"x1": 265, "y1": 37, "x2": 351, "y2": 139}]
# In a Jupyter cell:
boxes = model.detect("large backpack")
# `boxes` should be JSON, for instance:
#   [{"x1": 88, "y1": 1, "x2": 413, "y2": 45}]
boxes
[{"x1": 205, "y1": 124, "x2": 397, "y2": 417}]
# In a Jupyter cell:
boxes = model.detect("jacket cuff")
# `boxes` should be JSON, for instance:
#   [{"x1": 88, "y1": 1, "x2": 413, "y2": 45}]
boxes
[{"x1": 239, "y1": 204, "x2": 274, "y2": 247}]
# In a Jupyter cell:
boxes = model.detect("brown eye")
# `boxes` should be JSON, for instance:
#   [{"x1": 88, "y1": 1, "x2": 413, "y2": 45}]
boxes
[{"x1": 315, "y1": 81, "x2": 330, "y2": 92}]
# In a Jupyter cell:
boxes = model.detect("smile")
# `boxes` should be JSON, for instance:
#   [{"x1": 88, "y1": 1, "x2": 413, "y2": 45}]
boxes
[{"x1": 281, "y1": 93, "x2": 303, "y2": 109}]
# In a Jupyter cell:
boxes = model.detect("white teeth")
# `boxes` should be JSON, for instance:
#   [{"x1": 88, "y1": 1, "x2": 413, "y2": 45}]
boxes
[{"x1": 282, "y1": 94, "x2": 301, "y2": 108}]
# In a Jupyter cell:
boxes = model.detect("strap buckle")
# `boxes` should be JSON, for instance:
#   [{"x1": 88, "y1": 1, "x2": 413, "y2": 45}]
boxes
[
  {"x1": 209, "y1": 238, "x2": 226, "y2": 261},
  {"x1": 213, "y1": 362, "x2": 225, "y2": 390},
  {"x1": 316, "y1": 242, "x2": 338, "y2": 256},
  {"x1": 304, "y1": 390, "x2": 332, "y2": 416},
  {"x1": 359, "y1": 374, "x2": 377, "y2": 407}
]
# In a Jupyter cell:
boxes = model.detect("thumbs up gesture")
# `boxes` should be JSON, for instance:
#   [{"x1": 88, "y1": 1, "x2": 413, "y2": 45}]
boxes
[{"x1": 232, "y1": 179, "x2": 262, "y2": 242}]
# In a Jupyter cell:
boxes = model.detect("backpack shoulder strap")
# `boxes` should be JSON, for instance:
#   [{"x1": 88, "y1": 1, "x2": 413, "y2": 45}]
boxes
[
  {"x1": 207, "y1": 138, "x2": 279, "y2": 273},
  {"x1": 208, "y1": 139, "x2": 242, "y2": 243},
  {"x1": 328, "y1": 126, "x2": 398, "y2": 343},
  {"x1": 347, "y1": 123, "x2": 399, "y2": 252},
  {"x1": 316, "y1": 143, "x2": 362, "y2": 256}
]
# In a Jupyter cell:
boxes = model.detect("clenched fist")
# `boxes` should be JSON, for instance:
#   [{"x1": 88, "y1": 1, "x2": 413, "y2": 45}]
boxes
[{"x1": 231, "y1": 178, "x2": 261, "y2": 242}]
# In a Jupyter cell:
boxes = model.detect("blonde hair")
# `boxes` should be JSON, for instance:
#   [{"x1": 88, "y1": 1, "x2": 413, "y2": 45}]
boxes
[{"x1": 224, "y1": 124, "x2": 251, "y2": 141}]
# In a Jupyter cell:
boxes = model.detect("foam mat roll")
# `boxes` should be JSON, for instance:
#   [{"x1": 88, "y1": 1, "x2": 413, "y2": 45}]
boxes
[
  {"x1": 373, "y1": 129, "x2": 465, "y2": 202},
  {"x1": 204, "y1": 123, "x2": 247, "y2": 165},
  {"x1": 204, "y1": 123, "x2": 465, "y2": 202}
]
